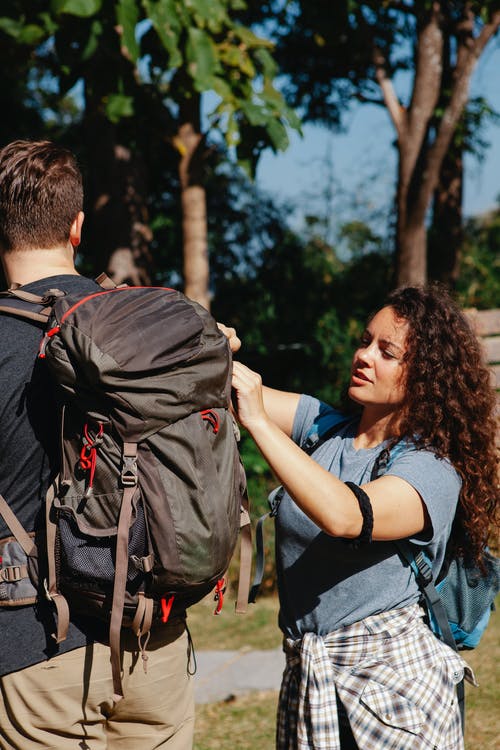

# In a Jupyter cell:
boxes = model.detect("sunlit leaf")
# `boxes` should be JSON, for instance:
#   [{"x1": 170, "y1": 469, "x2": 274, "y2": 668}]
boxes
[
  {"x1": 186, "y1": 27, "x2": 219, "y2": 87},
  {"x1": 266, "y1": 118, "x2": 289, "y2": 151},
  {"x1": 253, "y1": 47, "x2": 278, "y2": 78},
  {"x1": 0, "y1": 17, "x2": 48, "y2": 44},
  {"x1": 211, "y1": 75, "x2": 232, "y2": 99},
  {"x1": 189, "y1": 0, "x2": 227, "y2": 31},
  {"x1": 51, "y1": 0, "x2": 102, "y2": 17},
  {"x1": 116, "y1": 0, "x2": 140, "y2": 63},
  {"x1": 38, "y1": 12, "x2": 59, "y2": 35},
  {"x1": 144, "y1": 0, "x2": 182, "y2": 67},
  {"x1": 80, "y1": 19, "x2": 102, "y2": 61},
  {"x1": 233, "y1": 24, "x2": 273, "y2": 49},
  {"x1": 105, "y1": 93, "x2": 134, "y2": 123},
  {"x1": 241, "y1": 101, "x2": 268, "y2": 127}
]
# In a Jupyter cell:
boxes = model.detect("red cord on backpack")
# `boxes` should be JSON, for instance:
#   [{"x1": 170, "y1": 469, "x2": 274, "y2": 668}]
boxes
[
  {"x1": 79, "y1": 422, "x2": 104, "y2": 488},
  {"x1": 161, "y1": 595, "x2": 175, "y2": 623},
  {"x1": 201, "y1": 409, "x2": 220, "y2": 434},
  {"x1": 213, "y1": 578, "x2": 226, "y2": 615}
]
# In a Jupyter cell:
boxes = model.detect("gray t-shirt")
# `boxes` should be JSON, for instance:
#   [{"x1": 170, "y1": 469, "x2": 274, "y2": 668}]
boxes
[{"x1": 275, "y1": 395, "x2": 461, "y2": 639}]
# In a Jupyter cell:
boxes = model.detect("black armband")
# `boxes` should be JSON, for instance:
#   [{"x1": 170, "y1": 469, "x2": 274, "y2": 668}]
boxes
[{"x1": 344, "y1": 481, "x2": 374, "y2": 544}]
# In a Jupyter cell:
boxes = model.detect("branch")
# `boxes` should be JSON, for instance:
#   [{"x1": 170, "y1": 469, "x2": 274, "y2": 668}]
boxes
[
  {"x1": 472, "y1": 9, "x2": 500, "y2": 58},
  {"x1": 410, "y1": 8, "x2": 500, "y2": 225},
  {"x1": 353, "y1": 92, "x2": 386, "y2": 107},
  {"x1": 407, "y1": 2, "x2": 443, "y2": 140},
  {"x1": 373, "y1": 45, "x2": 406, "y2": 137}
]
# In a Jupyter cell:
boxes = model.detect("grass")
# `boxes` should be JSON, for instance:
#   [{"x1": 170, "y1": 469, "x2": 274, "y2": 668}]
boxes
[
  {"x1": 192, "y1": 595, "x2": 500, "y2": 750},
  {"x1": 187, "y1": 592, "x2": 281, "y2": 651}
]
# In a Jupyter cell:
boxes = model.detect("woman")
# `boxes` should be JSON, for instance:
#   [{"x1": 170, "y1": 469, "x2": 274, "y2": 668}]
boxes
[{"x1": 229, "y1": 285, "x2": 498, "y2": 750}]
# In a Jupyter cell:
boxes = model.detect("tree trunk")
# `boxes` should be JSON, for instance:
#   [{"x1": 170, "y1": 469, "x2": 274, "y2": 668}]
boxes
[
  {"x1": 176, "y1": 95, "x2": 210, "y2": 311},
  {"x1": 82, "y1": 114, "x2": 153, "y2": 285},
  {"x1": 427, "y1": 137, "x2": 464, "y2": 286},
  {"x1": 376, "y1": 4, "x2": 500, "y2": 288},
  {"x1": 396, "y1": 183, "x2": 428, "y2": 285}
]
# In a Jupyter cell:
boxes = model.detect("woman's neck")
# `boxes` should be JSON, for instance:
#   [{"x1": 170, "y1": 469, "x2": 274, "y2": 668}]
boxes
[{"x1": 353, "y1": 408, "x2": 401, "y2": 449}]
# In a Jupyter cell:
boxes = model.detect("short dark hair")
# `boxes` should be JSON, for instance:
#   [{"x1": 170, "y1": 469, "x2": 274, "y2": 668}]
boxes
[{"x1": 0, "y1": 139, "x2": 83, "y2": 252}]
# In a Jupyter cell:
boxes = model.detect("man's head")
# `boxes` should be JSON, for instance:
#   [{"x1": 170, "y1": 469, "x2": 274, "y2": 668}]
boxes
[{"x1": 0, "y1": 139, "x2": 83, "y2": 253}]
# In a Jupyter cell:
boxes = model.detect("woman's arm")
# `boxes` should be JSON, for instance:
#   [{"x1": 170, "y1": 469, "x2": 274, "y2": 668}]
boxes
[{"x1": 232, "y1": 361, "x2": 429, "y2": 541}]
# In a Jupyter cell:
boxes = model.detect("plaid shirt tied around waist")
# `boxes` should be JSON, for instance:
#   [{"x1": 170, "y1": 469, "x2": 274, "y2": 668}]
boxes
[{"x1": 278, "y1": 603, "x2": 475, "y2": 750}]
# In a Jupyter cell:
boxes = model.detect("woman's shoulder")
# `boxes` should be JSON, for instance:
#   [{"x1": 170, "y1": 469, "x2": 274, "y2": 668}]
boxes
[
  {"x1": 386, "y1": 443, "x2": 462, "y2": 523},
  {"x1": 292, "y1": 395, "x2": 357, "y2": 446}
]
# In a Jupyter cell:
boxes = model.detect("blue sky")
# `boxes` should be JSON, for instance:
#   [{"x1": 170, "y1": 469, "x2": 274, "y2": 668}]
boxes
[{"x1": 255, "y1": 41, "x2": 500, "y2": 232}]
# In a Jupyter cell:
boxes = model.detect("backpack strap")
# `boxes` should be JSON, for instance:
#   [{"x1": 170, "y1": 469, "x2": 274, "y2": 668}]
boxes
[
  {"x1": 371, "y1": 448, "x2": 465, "y2": 731},
  {"x1": 0, "y1": 287, "x2": 66, "y2": 324},
  {"x1": 94, "y1": 272, "x2": 129, "y2": 290},
  {"x1": 44, "y1": 480, "x2": 70, "y2": 643},
  {"x1": 248, "y1": 412, "x2": 352, "y2": 603},
  {"x1": 110, "y1": 442, "x2": 139, "y2": 702},
  {"x1": 236, "y1": 470, "x2": 252, "y2": 614},
  {"x1": 95, "y1": 272, "x2": 118, "y2": 290},
  {"x1": 0, "y1": 494, "x2": 36, "y2": 558}
]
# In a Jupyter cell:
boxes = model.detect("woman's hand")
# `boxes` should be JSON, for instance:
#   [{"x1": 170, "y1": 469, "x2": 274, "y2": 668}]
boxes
[
  {"x1": 231, "y1": 361, "x2": 269, "y2": 433},
  {"x1": 217, "y1": 323, "x2": 241, "y2": 353}
]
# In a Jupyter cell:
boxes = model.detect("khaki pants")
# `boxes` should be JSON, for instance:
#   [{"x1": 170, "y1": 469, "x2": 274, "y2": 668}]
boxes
[{"x1": 0, "y1": 619, "x2": 194, "y2": 750}]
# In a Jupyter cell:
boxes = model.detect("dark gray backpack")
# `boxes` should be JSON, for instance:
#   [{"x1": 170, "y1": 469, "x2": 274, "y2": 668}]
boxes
[{"x1": 0, "y1": 275, "x2": 251, "y2": 699}]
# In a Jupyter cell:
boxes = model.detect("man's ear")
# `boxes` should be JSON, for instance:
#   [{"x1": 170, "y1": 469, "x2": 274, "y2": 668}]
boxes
[{"x1": 70, "y1": 211, "x2": 85, "y2": 248}]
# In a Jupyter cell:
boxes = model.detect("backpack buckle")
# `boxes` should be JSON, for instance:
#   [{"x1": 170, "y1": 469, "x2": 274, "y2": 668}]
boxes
[
  {"x1": 121, "y1": 456, "x2": 138, "y2": 487},
  {"x1": 0, "y1": 565, "x2": 23, "y2": 582}
]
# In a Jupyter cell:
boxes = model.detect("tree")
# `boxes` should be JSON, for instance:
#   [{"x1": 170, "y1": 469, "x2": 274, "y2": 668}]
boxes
[
  {"x1": 428, "y1": 96, "x2": 499, "y2": 286},
  {"x1": 255, "y1": 0, "x2": 500, "y2": 285},
  {"x1": 0, "y1": 0, "x2": 300, "y2": 307}
]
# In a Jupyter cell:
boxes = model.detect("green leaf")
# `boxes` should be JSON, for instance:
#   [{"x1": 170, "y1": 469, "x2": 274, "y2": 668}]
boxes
[
  {"x1": 105, "y1": 93, "x2": 134, "y2": 123},
  {"x1": 38, "y1": 12, "x2": 59, "y2": 35},
  {"x1": 51, "y1": 0, "x2": 102, "y2": 17},
  {"x1": 186, "y1": 27, "x2": 219, "y2": 88},
  {"x1": 240, "y1": 101, "x2": 269, "y2": 127},
  {"x1": 265, "y1": 118, "x2": 289, "y2": 152},
  {"x1": 253, "y1": 48, "x2": 278, "y2": 78},
  {"x1": 211, "y1": 75, "x2": 233, "y2": 100},
  {"x1": 260, "y1": 81, "x2": 286, "y2": 108},
  {"x1": 233, "y1": 24, "x2": 273, "y2": 50},
  {"x1": 186, "y1": 0, "x2": 229, "y2": 33},
  {"x1": 283, "y1": 104, "x2": 302, "y2": 132},
  {"x1": 116, "y1": 0, "x2": 140, "y2": 63},
  {"x1": 19, "y1": 23, "x2": 47, "y2": 44},
  {"x1": 144, "y1": 0, "x2": 182, "y2": 67},
  {"x1": 0, "y1": 17, "x2": 47, "y2": 44},
  {"x1": 80, "y1": 19, "x2": 102, "y2": 61}
]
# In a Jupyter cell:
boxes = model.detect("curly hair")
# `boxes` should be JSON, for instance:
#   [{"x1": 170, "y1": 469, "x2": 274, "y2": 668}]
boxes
[{"x1": 384, "y1": 285, "x2": 499, "y2": 567}]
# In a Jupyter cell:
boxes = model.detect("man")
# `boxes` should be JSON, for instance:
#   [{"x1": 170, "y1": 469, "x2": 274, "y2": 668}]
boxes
[{"x1": 0, "y1": 140, "x2": 194, "y2": 749}]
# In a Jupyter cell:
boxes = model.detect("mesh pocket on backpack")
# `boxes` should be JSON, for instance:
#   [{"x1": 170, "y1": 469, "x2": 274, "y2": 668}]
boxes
[{"x1": 57, "y1": 500, "x2": 149, "y2": 593}]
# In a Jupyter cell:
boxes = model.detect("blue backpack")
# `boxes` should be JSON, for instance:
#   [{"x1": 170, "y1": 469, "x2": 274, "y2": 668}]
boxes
[{"x1": 370, "y1": 445, "x2": 500, "y2": 653}]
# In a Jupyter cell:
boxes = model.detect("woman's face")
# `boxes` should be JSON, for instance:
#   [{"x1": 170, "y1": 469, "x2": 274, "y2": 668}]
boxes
[{"x1": 348, "y1": 306, "x2": 408, "y2": 412}]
